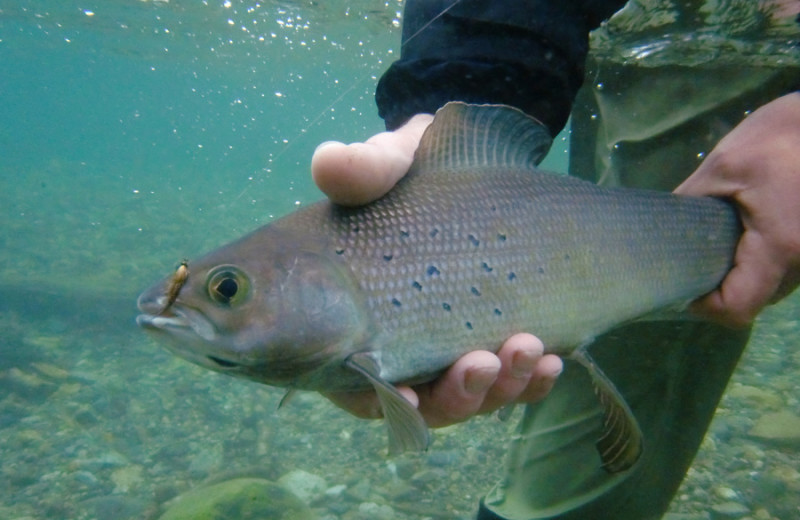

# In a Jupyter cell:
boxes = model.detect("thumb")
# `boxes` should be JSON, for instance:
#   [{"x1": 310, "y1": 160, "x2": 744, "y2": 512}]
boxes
[{"x1": 311, "y1": 114, "x2": 433, "y2": 206}]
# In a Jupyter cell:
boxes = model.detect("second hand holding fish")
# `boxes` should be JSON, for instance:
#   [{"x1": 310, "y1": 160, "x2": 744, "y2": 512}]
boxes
[{"x1": 312, "y1": 113, "x2": 564, "y2": 427}]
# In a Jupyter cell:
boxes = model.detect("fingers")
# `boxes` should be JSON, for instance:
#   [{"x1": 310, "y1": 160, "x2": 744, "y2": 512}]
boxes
[
  {"x1": 688, "y1": 229, "x2": 783, "y2": 327},
  {"x1": 418, "y1": 334, "x2": 562, "y2": 427},
  {"x1": 417, "y1": 350, "x2": 501, "y2": 427},
  {"x1": 478, "y1": 333, "x2": 560, "y2": 413},
  {"x1": 311, "y1": 114, "x2": 434, "y2": 206},
  {"x1": 324, "y1": 334, "x2": 561, "y2": 428}
]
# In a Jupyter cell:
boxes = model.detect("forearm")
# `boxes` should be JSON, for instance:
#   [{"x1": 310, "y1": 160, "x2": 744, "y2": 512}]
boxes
[{"x1": 375, "y1": 0, "x2": 627, "y2": 134}]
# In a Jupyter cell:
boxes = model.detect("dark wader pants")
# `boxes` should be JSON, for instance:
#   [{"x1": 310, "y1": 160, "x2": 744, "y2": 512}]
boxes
[{"x1": 479, "y1": 58, "x2": 798, "y2": 519}]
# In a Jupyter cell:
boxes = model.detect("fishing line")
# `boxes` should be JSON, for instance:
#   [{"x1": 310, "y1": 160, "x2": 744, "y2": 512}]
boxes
[{"x1": 233, "y1": 0, "x2": 462, "y2": 204}]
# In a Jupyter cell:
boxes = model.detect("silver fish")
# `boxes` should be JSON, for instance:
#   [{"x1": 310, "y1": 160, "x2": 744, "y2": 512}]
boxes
[{"x1": 136, "y1": 102, "x2": 740, "y2": 471}]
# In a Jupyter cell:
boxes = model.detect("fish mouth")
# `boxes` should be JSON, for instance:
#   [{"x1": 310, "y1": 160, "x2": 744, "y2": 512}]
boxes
[
  {"x1": 136, "y1": 290, "x2": 218, "y2": 343},
  {"x1": 136, "y1": 295, "x2": 245, "y2": 371},
  {"x1": 136, "y1": 305, "x2": 217, "y2": 341}
]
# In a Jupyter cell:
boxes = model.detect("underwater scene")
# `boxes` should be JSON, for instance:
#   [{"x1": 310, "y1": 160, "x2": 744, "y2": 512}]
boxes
[{"x1": 1, "y1": 1, "x2": 799, "y2": 519}]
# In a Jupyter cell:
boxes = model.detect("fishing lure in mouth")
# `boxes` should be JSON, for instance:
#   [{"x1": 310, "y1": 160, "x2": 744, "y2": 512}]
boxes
[{"x1": 158, "y1": 259, "x2": 189, "y2": 315}]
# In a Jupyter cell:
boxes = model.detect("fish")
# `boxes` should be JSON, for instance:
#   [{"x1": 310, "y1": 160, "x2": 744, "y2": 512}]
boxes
[{"x1": 136, "y1": 102, "x2": 740, "y2": 471}]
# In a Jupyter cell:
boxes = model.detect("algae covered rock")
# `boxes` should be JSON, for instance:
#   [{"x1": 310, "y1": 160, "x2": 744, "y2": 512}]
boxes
[{"x1": 158, "y1": 478, "x2": 316, "y2": 520}]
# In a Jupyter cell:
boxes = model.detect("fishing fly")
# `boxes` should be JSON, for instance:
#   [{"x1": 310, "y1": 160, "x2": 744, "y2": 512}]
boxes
[{"x1": 159, "y1": 259, "x2": 189, "y2": 315}]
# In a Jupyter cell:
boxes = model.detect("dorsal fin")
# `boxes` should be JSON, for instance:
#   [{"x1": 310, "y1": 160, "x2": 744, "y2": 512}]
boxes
[{"x1": 411, "y1": 102, "x2": 552, "y2": 176}]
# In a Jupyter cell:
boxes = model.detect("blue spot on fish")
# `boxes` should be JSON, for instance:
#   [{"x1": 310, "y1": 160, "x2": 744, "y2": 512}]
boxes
[{"x1": 427, "y1": 265, "x2": 441, "y2": 277}]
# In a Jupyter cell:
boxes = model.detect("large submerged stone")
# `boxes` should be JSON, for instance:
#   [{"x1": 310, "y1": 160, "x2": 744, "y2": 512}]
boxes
[
  {"x1": 158, "y1": 478, "x2": 315, "y2": 520},
  {"x1": 749, "y1": 411, "x2": 800, "y2": 447}
]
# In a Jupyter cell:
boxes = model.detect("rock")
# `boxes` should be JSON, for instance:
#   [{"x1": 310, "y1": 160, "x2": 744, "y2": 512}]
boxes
[
  {"x1": 749, "y1": 411, "x2": 800, "y2": 446},
  {"x1": 74, "y1": 470, "x2": 100, "y2": 487},
  {"x1": 410, "y1": 468, "x2": 446, "y2": 489},
  {"x1": 81, "y1": 495, "x2": 150, "y2": 520},
  {"x1": 111, "y1": 465, "x2": 144, "y2": 494},
  {"x1": 324, "y1": 484, "x2": 347, "y2": 498},
  {"x1": 713, "y1": 486, "x2": 739, "y2": 500},
  {"x1": 1, "y1": 368, "x2": 57, "y2": 401},
  {"x1": 384, "y1": 480, "x2": 418, "y2": 501},
  {"x1": 726, "y1": 384, "x2": 783, "y2": 410},
  {"x1": 187, "y1": 444, "x2": 223, "y2": 479},
  {"x1": 710, "y1": 501, "x2": 749, "y2": 519},
  {"x1": 30, "y1": 362, "x2": 70, "y2": 380},
  {"x1": 426, "y1": 449, "x2": 460, "y2": 467},
  {"x1": 346, "y1": 478, "x2": 372, "y2": 501},
  {"x1": 158, "y1": 478, "x2": 315, "y2": 520},
  {"x1": 357, "y1": 502, "x2": 396, "y2": 520},
  {"x1": 278, "y1": 469, "x2": 328, "y2": 503}
]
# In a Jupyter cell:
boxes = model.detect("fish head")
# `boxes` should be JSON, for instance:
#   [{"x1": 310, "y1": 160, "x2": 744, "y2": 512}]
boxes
[{"x1": 136, "y1": 224, "x2": 372, "y2": 388}]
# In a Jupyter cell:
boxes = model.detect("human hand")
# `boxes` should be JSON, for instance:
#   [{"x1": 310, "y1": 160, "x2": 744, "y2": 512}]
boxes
[
  {"x1": 311, "y1": 115, "x2": 563, "y2": 426},
  {"x1": 674, "y1": 92, "x2": 800, "y2": 327},
  {"x1": 323, "y1": 334, "x2": 563, "y2": 427}
]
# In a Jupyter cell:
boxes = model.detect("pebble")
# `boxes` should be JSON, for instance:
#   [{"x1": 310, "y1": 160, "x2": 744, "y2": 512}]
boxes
[
  {"x1": 749, "y1": 411, "x2": 800, "y2": 446},
  {"x1": 410, "y1": 468, "x2": 446, "y2": 488},
  {"x1": 30, "y1": 362, "x2": 70, "y2": 380},
  {"x1": 2, "y1": 368, "x2": 56, "y2": 401},
  {"x1": 74, "y1": 470, "x2": 99, "y2": 487},
  {"x1": 324, "y1": 484, "x2": 347, "y2": 497},
  {"x1": 710, "y1": 501, "x2": 749, "y2": 519},
  {"x1": 278, "y1": 469, "x2": 328, "y2": 503},
  {"x1": 357, "y1": 501, "x2": 396, "y2": 520},
  {"x1": 111, "y1": 465, "x2": 144, "y2": 494},
  {"x1": 713, "y1": 486, "x2": 739, "y2": 500},
  {"x1": 187, "y1": 443, "x2": 223, "y2": 478},
  {"x1": 726, "y1": 385, "x2": 783, "y2": 410},
  {"x1": 426, "y1": 449, "x2": 460, "y2": 467}
]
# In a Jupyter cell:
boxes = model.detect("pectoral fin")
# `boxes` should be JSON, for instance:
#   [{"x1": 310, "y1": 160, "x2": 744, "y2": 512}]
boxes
[
  {"x1": 344, "y1": 353, "x2": 431, "y2": 454},
  {"x1": 572, "y1": 350, "x2": 643, "y2": 473},
  {"x1": 278, "y1": 389, "x2": 297, "y2": 409}
]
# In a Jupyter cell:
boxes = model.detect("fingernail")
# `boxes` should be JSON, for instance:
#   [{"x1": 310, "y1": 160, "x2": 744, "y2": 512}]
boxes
[
  {"x1": 511, "y1": 349, "x2": 538, "y2": 379},
  {"x1": 464, "y1": 366, "x2": 499, "y2": 395}
]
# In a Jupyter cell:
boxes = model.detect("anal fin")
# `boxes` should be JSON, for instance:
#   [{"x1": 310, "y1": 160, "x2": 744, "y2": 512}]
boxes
[
  {"x1": 345, "y1": 352, "x2": 430, "y2": 455},
  {"x1": 572, "y1": 350, "x2": 643, "y2": 473}
]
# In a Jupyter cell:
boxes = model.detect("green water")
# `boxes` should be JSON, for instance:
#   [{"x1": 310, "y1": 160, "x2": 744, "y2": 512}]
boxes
[{"x1": 1, "y1": 1, "x2": 799, "y2": 519}]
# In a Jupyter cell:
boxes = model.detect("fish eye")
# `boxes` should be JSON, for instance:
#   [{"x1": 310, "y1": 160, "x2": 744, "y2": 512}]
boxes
[{"x1": 206, "y1": 265, "x2": 250, "y2": 306}]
